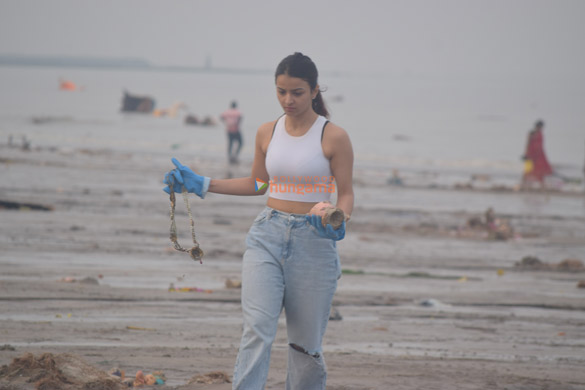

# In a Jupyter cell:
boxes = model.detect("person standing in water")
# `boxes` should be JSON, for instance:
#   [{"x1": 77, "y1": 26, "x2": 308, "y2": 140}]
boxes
[
  {"x1": 221, "y1": 100, "x2": 243, "y2": 164},
  {"x1": 164, "y1": 52, "x2": 353, "y2": 389},
  {"x1": 522, "y1": 119, "x2": 553, "y2": 189}
]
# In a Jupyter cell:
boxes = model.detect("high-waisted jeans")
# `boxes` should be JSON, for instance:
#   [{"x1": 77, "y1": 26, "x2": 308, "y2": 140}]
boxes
[{"x1": 232, "y1": 207, "x2": 341, "y2": 390}]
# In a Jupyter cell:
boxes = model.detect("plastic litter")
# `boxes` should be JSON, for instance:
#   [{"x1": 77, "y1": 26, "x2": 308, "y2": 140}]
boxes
[{"x1": 168, "y1": 283, "x2": 212, "y2": 293}]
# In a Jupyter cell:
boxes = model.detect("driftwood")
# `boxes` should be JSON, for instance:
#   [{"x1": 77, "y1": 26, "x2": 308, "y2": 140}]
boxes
[{"x1": 309, "y1": 201, "x2": 345, "y2": 230}]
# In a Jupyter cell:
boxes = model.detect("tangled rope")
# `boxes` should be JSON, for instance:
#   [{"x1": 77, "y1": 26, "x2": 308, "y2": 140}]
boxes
[{"x1": 169, "y1": 183, "x2": 204, "y2": 263}]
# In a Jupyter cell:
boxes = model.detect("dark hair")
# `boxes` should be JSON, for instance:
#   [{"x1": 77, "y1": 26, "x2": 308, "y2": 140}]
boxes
[
  {"x1": 535, "y1": 119, "x2": 544, "y2": 128},
  {"x1": 275, "y1": 52, "x2": 329, "y2": 118},
  {"x1": 231, "y1": 100, "x2": 237, "y2": 109}
]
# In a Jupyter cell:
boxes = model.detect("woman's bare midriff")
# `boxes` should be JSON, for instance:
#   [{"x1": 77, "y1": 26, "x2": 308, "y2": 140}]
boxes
[{"x1": 266, "y1": 197, "x2": 318, "y2": 215}]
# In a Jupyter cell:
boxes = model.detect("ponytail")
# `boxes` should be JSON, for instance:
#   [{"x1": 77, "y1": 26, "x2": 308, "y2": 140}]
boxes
[{"x1": 312, "y1": 91, "x2": 329, "y2": 118}]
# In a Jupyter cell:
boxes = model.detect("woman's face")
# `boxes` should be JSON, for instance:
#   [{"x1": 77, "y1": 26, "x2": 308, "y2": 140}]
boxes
[{"x1": 276, "y1": 74, "x2": 318, "y2": 117}]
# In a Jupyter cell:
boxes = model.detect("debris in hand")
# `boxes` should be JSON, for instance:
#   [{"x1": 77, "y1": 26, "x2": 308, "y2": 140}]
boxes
[{"x1": 308, "y1": 201, "x2": 346, "y2": 229}]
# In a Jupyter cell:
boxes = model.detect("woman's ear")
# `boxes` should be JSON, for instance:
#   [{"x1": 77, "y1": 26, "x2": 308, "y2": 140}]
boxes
[{"x1": 312, "y1": 85, "x2": 320, "y2": 100}]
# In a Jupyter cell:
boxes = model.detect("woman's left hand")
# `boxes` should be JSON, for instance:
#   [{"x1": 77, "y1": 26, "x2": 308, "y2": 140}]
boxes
[{"x1": 306, "y1": 215, "x2": 346, "y2": 241}]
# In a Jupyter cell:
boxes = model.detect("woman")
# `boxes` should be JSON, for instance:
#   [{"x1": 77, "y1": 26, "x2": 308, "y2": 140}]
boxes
[
  {"x1": 164, "y1": 52, "x2": 354, "y2": 390},
  {"x1": 522, "y1": 120, "x2": 552, "y2": 189}
]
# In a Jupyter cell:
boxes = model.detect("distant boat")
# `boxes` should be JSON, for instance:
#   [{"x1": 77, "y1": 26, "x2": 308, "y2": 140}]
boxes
[{"x1": 121, "y1": 91, "x2": 155, "y2": 113}]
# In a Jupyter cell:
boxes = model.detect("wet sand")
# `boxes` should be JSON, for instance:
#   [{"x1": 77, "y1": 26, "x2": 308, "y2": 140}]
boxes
[{"x1": 1, "y1": 145, "x2": 585, "y2": 389}]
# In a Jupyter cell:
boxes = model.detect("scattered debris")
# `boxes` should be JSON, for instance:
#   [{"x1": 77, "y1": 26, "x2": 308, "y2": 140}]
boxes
[
  {"x1": 471, "y1": 174, "x2": 491, "y2": 182},
  {"x1": 454, "y1": 182, "x2": 473, "y2": 190},
  {"x1": 184, "y1": 115, "x2": 218, "y2": 126},
  {"x1": 465, "y1": 207, "x2": 514, "y2": 240},
  {"x1": 341, "y1": 269, "x2": 366, "y2": 275},
  {"x1": 225, "y1": 279, "x2": 242, "y2": 289},
  {"x1": 108, "y1": 367, "x2": 125, "y2": 382},
  {"x1": 341, "y1": 268, "x2": 480, "y2": 281},
  {"x1": 79, "y1": 277, "x2": 99, "y2": 285},
  {"x1": 556, "y1": 258, "x2": 584, "y2": 272},
  {"x1": 213, "y1": 217, "x2": 232, "y2": 225},
  {"x1": 0, "y1": 352, "x2": 120, "y2": 390},
  {"x1": 31, "y1": 116, "x2": 73, "y2": 125},
  {"x1": 57, "y1": 276, "x2": 99, "y2": 285},
  {"x1": 126, "y1": 326, "x2": 156, "y2": 332},
  {"x1": 6, "y1": 135, "x2": 32, "y2": 150},
  {"x1": 329, "y1": 306, "x2": 343, "y2": 321},
  {"x1": 484, "y1": 207, "x2": 514, "y2": 240},
  {"x1": 420, "y1": 299, "x2": 449, "y2": 308},
  {"x1": 168, "y1": 283, "x2": 212, "y2": 293},
  {"x1": 0, "y1": 200, "x2": 53, "y2": 212},
  {"x1": 515, "y1": 256, "x2": 584, "y2": 272},
  {"x1": 188, "y1": 371, "x2": 231, "y2": 385},
  {"x1": 133, "y1": 370, "x2": 158, "y2": 387}
]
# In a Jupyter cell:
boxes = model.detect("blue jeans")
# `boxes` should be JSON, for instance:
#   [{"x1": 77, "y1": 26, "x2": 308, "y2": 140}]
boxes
[{"x1": 232, "y1": 207, "x2": 341, "y2": 390}]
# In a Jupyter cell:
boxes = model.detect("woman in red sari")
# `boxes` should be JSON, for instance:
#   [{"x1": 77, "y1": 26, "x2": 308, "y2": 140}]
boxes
[{"x1": 522, "y1": 120, "x2": 553, "y2": 188}]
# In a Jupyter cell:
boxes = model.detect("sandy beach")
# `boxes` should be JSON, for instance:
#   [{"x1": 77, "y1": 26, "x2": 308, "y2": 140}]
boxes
[{"x1": 1, "y1": 143, "x2": 585, "y2": 390}]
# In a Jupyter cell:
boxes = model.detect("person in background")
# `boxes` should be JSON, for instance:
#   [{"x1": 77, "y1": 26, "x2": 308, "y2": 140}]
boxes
[
  {"x1": 164, "y1": 52, "x2": 353, "y2": 389},
  {"x1": 522, "y1": 119, "x2": 553, "y2": 189},
  {"x1": 221, "y1": 101, "x2": 243, "y2": 164}
]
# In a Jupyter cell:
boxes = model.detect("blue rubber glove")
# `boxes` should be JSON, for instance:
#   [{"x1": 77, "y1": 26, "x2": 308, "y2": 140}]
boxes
[
  {"x1": 163, "y1": 158, "x2": 210, "y2": 199},
  {"x1": 306, "y1": 214, "x2": 346, "y2": 241}
]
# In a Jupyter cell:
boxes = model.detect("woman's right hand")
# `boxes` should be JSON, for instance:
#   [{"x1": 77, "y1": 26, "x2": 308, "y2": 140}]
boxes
[
  {"x1": 163, "y1": 158, "x2": 210, "y2": 199},
  {"x1": 306, "y1": 214, "x2": 346, "y2": 241}
]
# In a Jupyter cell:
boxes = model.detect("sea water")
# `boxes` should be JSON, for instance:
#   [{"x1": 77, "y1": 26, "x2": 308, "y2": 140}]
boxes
[{"x1": 0, "y1": 65, "x2": 583, "y2": 186}]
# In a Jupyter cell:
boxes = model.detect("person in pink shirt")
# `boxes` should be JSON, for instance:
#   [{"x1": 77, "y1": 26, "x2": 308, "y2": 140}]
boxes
[{"x1": 221, "y1": 101, "x2": 243, "y2": 164}]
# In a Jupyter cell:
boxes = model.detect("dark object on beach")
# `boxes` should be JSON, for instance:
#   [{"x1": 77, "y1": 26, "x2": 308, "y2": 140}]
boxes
[
  {"x1": 0, "y1": 200, "x2": 53, "y2": 211},
  {"x1": 515, "y1": 256, "x2": 584, "y2": 272},
  {"x1": 485, "y1": 207, "x2": 514, "y2": 240},
  {"x1": 556, "y1": 258, "x2": 584, "y2": 272},
  {"x1": 466, "y1": 207, "x2": 514, "y2": 240},
  {"x1": 184, "y1": 114, "x2": 200, "y2": 125},
  {"x1": 121, "y1": 91, "x2": 155, "y2": 113},
  {"x1": 189, "y1": 371, "x2": 232, "y2": 384},
  {"x1": 185, "y1": 114, "x2": 218, "y2": 126},
  {"x1": 516, "y1": 256, "x2": 545, "y2": 269},
  {"x1": 329, "y1": 306, "x2": 343, "y2": 321},
  {"x1": 577, "y1": 280, "x2": 585, "y2": 289},
  {"x1": 31, "y1": 116, "x2": 73, "y2": 125}
]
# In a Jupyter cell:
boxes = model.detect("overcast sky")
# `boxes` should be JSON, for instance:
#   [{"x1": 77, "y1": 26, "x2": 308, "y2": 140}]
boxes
[{"x1": 1, "y1": 0, "x2": 584, "y2": 81}]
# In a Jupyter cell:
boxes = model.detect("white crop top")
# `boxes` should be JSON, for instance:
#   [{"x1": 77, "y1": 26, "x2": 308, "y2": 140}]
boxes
[{"x1": 265, "y1": 115, "x2": 334, "y2": 202}]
